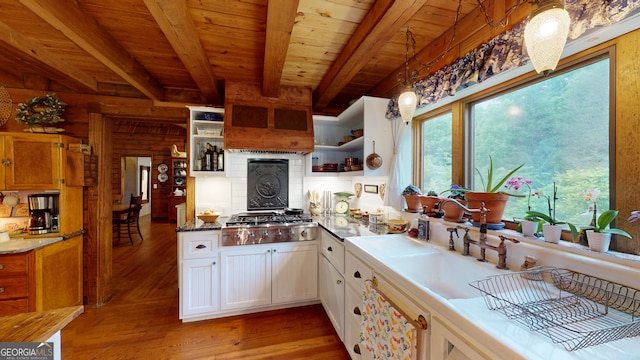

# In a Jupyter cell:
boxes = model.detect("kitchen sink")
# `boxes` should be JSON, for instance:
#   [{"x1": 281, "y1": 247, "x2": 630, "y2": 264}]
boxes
[{"x1": 347, "y1": 234, "x2": 508, "y2": 299}]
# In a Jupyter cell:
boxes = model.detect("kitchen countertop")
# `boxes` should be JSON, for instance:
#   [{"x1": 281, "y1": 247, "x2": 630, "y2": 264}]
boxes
[
  {"x1": 314, "y1": 215, "x2": 387, "y2": 240},
  {"x1": 175, "y1": 218, "x2": 226, "y2": 232},
  {"x1": 345, "y1": 221, "x2": 640, "y2": 359},
  {"x1": 0, "y1": 230, "x2": 84, "y2": 254}
]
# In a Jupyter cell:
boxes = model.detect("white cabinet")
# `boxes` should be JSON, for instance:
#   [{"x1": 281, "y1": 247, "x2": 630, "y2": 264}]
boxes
[
  {"x1": 181, "y1": 258, "x2": 219, "y2": 317},
  {"x1": 319, "y1": 255, "x2": 345, "y2": 341},
  {"x1": 318, "y1": 229, "x2": 346, "y2": 340},
  {"x1": 308, "y1": 96, "x2": 391, "y2": 177},
  {"x1": 178, "y1": 230, "x2": 220, "y2": 320},
  {"x1": 187, "y1": 106, "x2": 226, "y2": 176},
  {"x1": 344, "y1": 250, "x2": 373, "y2": 359},
  {"x1": 220, "y1": 242, "x2": 318, "y2": 311}
]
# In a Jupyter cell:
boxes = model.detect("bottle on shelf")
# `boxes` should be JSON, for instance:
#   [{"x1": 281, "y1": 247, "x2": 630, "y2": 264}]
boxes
[
  {"x1": 211, "y1": 145, "x2": 218, "y2": 171},
  {"x1": 217, "y1": 147, "x2": 224, "y2": 172},
  {"x1": 204, "y1": 143, "x2": 213, "y2": 171}
]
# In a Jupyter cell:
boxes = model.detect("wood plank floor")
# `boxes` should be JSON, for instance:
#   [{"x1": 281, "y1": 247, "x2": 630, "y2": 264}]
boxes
[{"x1": 61, "y1": 216, "x2": 350, "y2": 359}]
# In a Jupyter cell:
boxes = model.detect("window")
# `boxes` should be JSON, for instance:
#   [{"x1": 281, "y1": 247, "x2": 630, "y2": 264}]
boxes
[
  {"x1": 421, "y1": 112, "x2": 453, "y2": 194},
  {"x1": 469, "y1": 56, "x2": 611, "y2": 225}
]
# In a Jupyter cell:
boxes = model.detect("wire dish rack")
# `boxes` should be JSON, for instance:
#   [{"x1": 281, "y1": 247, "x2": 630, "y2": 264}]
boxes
[{"x1": 469, "y1": 266, "x2": 640, "y2": 351}]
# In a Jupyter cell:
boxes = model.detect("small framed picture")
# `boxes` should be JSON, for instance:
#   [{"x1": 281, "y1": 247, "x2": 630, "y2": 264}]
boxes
[{"x1": 364, "y1": 185, "x2": 378, "y2": 194}]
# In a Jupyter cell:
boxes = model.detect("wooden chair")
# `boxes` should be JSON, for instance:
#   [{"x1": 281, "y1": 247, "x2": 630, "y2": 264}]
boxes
[{"x1": 113, "y1": 194, "x2": 144, "y2": 245}]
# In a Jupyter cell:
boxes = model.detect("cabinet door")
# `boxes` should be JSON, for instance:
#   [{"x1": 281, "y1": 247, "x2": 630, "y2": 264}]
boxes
[
  {"x1": 271, "y1": 242, "x2": 318, "y2": 304},
  {"x1": 181, "y1": 258, "x2": 219, "y2": 318},
  {"x1": 220, "y1": 246, "x2": 271, "y2": 310},
  {"x1": 319, "y1": 255, "x2": 345, "y2": 340},
  {"x1": 4, "y1": 135, "x2": 62, "y2": 189}
]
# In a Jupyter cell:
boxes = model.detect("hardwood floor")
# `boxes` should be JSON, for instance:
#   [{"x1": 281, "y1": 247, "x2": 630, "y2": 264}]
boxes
[{"x1": 62, "y1": 216, "x2": 350, "y2": 359}]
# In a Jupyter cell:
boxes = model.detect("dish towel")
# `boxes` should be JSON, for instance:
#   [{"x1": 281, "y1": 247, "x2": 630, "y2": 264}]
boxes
[{"x1": 360, "y1": 281, "x2": 417, "y2": 360}]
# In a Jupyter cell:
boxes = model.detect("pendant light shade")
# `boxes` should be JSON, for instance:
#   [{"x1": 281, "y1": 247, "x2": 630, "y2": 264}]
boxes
[
  {"x1": 398, "y1": 87, "x2": 417, "y2": 124},
  {"x1": 524, "y1": 0, "x2": 571, "y2": 75}
]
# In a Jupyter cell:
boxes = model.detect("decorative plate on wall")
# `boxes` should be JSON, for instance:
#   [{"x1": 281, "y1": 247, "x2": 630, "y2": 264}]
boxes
[
  {"x1": 157, "y1": 163, "x2": 168, "y2": 173},
  {"x1": 157, "y1": 173, "x2": 168, "y2": 183}
]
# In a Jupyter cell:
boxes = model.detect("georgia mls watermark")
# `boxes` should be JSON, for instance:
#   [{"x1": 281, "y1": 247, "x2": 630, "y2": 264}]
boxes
[{"x1": 0, "y1": 342, "x2": 53, "y2": 360}]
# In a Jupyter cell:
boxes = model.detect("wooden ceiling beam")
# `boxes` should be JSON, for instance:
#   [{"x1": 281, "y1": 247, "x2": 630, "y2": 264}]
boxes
[
  {"x1": 312, "y1": 0, "x2": 428, "y2": 112},
  {"x1": 263, "y1": 0, "x2": 299, "y2": 97},
  {"x1": 97, "y1": 103, "x2": 188, "y2": 122},
  {"x1": 19, "y1": 0, "x2": 165, "y2": 101},
  {"x1": 0, "y1": 20, "x2": 97, "y2": 93},
  {"x1": 143, "y1": 0, "x2": 222, "y2": 104}
]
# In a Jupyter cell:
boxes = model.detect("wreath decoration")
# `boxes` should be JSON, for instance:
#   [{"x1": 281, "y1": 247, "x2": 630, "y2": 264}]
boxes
[{"x1": 15, "y1": 92, "x2": 66, "y2": 129}]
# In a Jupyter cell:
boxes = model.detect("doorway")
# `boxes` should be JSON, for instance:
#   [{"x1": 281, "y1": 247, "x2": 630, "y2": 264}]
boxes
[{"x1": 122, "y1": 156, "x2": 152, "y2": 217}]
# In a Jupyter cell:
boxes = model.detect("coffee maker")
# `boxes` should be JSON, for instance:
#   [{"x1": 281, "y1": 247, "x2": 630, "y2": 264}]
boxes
[{"x1": 28, "y1": 193, "x2": 59, "y2": 235}]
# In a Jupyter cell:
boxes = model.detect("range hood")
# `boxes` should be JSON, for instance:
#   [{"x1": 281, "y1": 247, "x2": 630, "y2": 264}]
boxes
[{"x1": 223, "y1": 81, "x2": 314, "y2": 154}]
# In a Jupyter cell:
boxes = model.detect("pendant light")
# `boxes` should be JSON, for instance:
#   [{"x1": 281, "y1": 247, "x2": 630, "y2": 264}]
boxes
[
  {"x1": 398, "y1": 28, "x2": 420, "y2": 124},
  {"x1": 524, "y1": 0, "x2": 571, "y2": 75}
]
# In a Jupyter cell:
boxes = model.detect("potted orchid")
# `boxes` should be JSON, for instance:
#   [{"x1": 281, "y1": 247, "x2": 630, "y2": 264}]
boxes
[
  {"x1": 579, "y1": 188, "x2": 631, "y2": 252},
  {"x1": 524, "y1": 183, "x2": 578, "y2": 243},
  {"x1": 505, "y1": 177, "x2": 537, "y2": 236}
]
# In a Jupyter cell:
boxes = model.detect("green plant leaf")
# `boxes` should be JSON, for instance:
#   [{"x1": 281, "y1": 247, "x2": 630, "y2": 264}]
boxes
[
  {"x1": 596, "y1": 210, "x2": 618, "y2": 231},
  {"x1": 603, "y1": 228, "x2": 632, "y2": 238}
]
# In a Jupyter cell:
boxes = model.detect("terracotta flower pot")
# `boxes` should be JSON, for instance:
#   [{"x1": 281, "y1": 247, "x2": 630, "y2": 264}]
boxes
[
  {"x1": 442, "y1": 199, "x2": 467, "y2": 222},
  {"x1": 418, "y1": 196, "x2": 441, "y2": 216},
  {"x1": 465, "y1": 192, "x2": 509, "y2": 224},
  {"x1": 403, "y1": 194, "x2": 423, "y2": 212}
]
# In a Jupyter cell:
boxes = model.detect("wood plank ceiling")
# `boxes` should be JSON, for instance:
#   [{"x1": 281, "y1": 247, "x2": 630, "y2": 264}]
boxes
[{"x1": 0, "y1": 0, "x2": 517, "y2": 118}]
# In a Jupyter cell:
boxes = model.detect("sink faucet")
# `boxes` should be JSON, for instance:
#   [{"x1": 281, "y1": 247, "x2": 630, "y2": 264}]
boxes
[{"x1": 440, "y1": 198, "x2": 519, "y2": 270}]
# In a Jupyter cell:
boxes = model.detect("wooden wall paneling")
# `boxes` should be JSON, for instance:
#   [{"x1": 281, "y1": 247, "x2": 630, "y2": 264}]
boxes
[
  {"x1": 615, "y1": 29, "x2": 640, "y2": 254},
  {"x1": 87, "y1": 111, "x2": 113, "y2": 306}
]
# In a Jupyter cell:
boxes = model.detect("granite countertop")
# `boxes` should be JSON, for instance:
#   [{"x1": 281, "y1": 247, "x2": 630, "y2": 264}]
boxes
[
  {"x1": 0, "y1": 230, "x2": 85, "y2": 254},
  {"x1": 314, "y1": 215, "x2": 387, "y2": 240},
  {"x1": 175, "y1": 217, "x2": 226, "y2": 232}
]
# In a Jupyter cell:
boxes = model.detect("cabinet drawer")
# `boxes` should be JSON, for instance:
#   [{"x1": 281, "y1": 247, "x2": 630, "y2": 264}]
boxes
[
  {"x1": 321, "y1": 234, "x2": 344, "y2": 273},
  {"x1": 181, "y1": 232, "x2": 219, "y2": 259},
  {"x1": 0, "y1": 298, "x2": 30, "y2": 316},
  {"x1": 0, "y1": 253, "x2": 29, "y2": 276},
  {"x1": 346, "y1": 284, "x2": 363, "y2": 325},
  {"x1": 345, "y1": 251, "x2": 372, "y2": 290},
  {"x1": 0, "y1": 276, "x2": 29, "y2": 300}
]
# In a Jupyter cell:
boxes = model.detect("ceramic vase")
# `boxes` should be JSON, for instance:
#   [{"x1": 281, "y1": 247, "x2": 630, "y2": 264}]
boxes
[
  {"x1": 520, "y1": 220, "x2": 538, "y2": 237},
  {"x1": 542, "y1": 224, "x2": 562, "y2": 244},
  {"x1": 465, "y1": 192, "x2": 509, "y2": 224},
  {"x1": 586, "y1": 231, "x2": 611, "y2": 252}
]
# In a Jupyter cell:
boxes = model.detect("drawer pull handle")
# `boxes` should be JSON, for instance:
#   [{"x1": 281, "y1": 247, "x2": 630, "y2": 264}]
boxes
[
  {"x1": 336, "y1": 279, "x2": 342, "y2": 285},
  {"x1": 354, "y1": 270, "x2": 361, "y2": 279},
  {"x1": 327, "y1": 246, "x2": 332, "y2": 252},
  {"x1": 0, "y1": 264, "x2": 4, "y2": 270},
  {"x1": 353, "y1": 344, "x2": 361, "y2": 355},
  {"x1": 195, "y1": 244, "x2": 207, "y2": 249},
  {"x1": 0, "y1": 287, "x2": 4, "y2": 294},
  {"x1": 213, "y1": 261, "x2": 216, "y2": 265},
  {"x1": 353, "y1": 306, "x2": 361, "y2": 315}
]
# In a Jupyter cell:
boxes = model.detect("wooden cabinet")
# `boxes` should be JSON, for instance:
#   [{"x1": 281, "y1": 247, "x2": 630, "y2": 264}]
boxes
[
  {"x1": 220, "y1": 242, "x2": 318, "y2": 311},
  {"x1": 0, "y1": 134, "x2": 76, "y2": 190},
  {"x1": 0, "y1": 236, "x2": 82, "y2": 316},
  {"x1": 308, "y1": 96, "x2": 391, "y2": 177},
  {"x1": 187, "y1": 106, "x2": 225, "y2": 177},
  {"x1": 0, "y1": 252, "x2": 34, "y2": 315}
]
